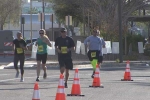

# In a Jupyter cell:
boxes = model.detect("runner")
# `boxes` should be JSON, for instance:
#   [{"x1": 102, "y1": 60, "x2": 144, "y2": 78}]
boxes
[
  {"x1": 55, "y1": 28, "x2": 75, "y2": 88},
  {"x1": 13, "y1": 32, "x2": 27, "y2": 82},
  {"x1": 36, "y1": 29, "x2": 52, "y2": 81},
  {"x1": 84, "y1": 29, "x2": 103, "y2": 78}
]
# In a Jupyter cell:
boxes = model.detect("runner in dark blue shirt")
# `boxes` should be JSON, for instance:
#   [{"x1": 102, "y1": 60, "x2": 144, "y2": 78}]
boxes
[{"x1": 55, "y1": 28, "x2": 75, "y2": 88}]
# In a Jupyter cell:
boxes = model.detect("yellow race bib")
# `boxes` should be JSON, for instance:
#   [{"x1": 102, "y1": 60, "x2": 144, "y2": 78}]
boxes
[
  {"x1": 91, "y1": 52, "x2": 96, "y2": 57},
  {"x1": 38, "y1": 45, "x2": 43, "y2": 52},
  {"x1": 16, "y1": 48, "x2": 23, "y2": 54},
  {"x1": 61, "y1": 47, "x2": 67, "y2": 54}
]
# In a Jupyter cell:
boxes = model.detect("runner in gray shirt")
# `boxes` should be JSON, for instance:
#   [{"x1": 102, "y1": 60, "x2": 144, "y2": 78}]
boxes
[{"x1": 84, "y1": 29, "x2": 103, "y2": 78}]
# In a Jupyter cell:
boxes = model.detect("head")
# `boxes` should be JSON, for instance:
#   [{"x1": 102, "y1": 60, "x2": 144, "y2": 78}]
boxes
[
  {"x1": 17, "y1": 32, "x2": 23, "y2": 40},
  {"x1": 97, "y1": 30, "x2": 100, "y2": 36},
  {"x1": 60, "y1": 28, "x2": 67, "y2": 38},
  {"x1": 39, "y1": 29, "x2": 46, "y2": 37},
  {"x1": 92, "y1": 29, "x2": 98, "y2": 36}
]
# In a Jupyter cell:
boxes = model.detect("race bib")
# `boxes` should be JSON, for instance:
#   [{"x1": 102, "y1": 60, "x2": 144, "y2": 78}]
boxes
[
  {"x1": 38, "y1": 45, "x2": 43, "y2": 52},
  {"x1": 91, "y1": 52, "x2": 96, "y2": 57},
  {"x1": 16, "y1": 48, "x2": 23, "y2": 54},
  {"x1": 61, "y1": 47, "x2": 67, "y2": 54}
]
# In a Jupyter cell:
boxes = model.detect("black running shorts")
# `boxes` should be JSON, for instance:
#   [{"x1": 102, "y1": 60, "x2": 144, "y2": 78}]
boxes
[
  {"x1": 36, "y1": 53, "x2": 47, "y2": 64},
  {"x1": 58, "y1": 55, "x2": 73, "y2": 70},
  {"x1": 87, "y1": 50, "x2": 102, "y2": 63}
]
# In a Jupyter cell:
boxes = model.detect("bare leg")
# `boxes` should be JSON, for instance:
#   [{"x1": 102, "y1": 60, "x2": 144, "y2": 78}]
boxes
[
  {"x1": 65, "y1": 69, "x2": 69, "y2": 83},
  {"x1": 60, "y1": 66, "x2": 65, "y2": 74},
  {"x1": 42, "y1": 64, "x2": 47, "y2": 74},
  {"x1": 37, "y1": 61, "x2": 41, "y2": 77}
]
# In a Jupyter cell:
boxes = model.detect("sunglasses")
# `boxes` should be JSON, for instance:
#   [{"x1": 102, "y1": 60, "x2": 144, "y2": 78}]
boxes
[
  {"x1": 39, "y1": 32, "x2": 44, "y2": 34},
  {"x1": 61, "y1": 31, "x2": 66, "y2": 33}
]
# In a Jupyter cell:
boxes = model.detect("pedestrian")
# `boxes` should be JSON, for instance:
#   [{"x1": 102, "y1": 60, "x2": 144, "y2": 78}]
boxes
[
  {"x1": 55, "y1": 28, "x2": 75, "y2": 88},
  {"x1": 13, "y1": 32, "x2": 27, "y2": 82},
  {"x1": 35, "y1": 29, "x2": 52, "y2": 81},
  {"x1": 84, "y1": 29, "x2": 103, "y2": 78}
]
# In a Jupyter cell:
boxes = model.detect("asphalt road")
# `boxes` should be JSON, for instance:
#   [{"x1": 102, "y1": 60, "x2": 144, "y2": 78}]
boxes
[{"x1": 0, "y1": 64, "x2": 150, "y2": 100}]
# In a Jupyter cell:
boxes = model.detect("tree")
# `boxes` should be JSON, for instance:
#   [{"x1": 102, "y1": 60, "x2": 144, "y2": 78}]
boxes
[
  {"x1": 0, "y1": 0, "x2": 21, "y2": 30},
  {"x1": 48, "y1": 0, "x2": 148, "y2": 38}
]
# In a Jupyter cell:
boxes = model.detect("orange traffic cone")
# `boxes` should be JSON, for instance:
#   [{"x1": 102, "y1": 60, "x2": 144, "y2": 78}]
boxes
[
  {"x1": 32, "y1": 82, "x2": 40, "y2": 100},
  {"x1": 55, "y1": 74, "x2": 66, "y2": 100},
  {"x1": 67, "y1": 68, "x2": 84, "y2": 96},
  {"x1": 89, "y1": 64, "x2": 104, "y2": 88},
  {"x1": 121, "y1": 60, "x2": 133, "y2": 81}
]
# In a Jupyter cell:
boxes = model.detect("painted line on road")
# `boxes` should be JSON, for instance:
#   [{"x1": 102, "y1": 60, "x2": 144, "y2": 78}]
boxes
[
  {"x1": 0, "y1": 74, "x2": 9, "y2": 76},
  {"x1": 0, "y1": 75, "x2": 60, "y2": 82}
]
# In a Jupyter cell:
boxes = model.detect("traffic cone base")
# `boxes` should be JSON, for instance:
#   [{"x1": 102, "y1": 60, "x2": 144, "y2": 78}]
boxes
[
  {"x1": 121, "y1": 79, "x2": 133, "y2": 81},
  {"x1": 89, "y1": 84, "x2": 104, "y2": 88},
  {"x1": 67, "y1": 94, "x2": 85, "y2": 96},
  {"x1": 55, "y1": 93, "x2": 66, "y2": 100}
]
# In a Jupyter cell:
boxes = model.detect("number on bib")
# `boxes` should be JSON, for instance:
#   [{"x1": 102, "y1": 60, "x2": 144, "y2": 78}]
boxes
[
  {"x1": 17, "y1": 48, "x2": 23, "y2": 54},
  {"x1": 38, "y1": 45, "x2": 43, "y2": 52},
  {"x1": 61, "y1": 47, "x2": 67, "y2": 54},
  {"x1": 91, "y1": 52, "x2": 96, "y2": 57}
]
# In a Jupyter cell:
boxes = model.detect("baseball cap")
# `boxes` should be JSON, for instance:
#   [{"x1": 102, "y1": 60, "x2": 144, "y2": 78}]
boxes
[{"x1": 60, "y1": 28, "x2": 67, "y2": 32}]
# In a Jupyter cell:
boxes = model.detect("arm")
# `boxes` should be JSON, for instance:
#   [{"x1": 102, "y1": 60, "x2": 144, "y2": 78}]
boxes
[
  {"x1": 21, "y1": 40, "x2": 28, "y2": 51},
  {"x1": 12, "y1": 40, "x2": 15, "y2": 51},
  {"x1": 54, "y1": 38, "x2": 61, "y2": 53},
  {"x1": 12, "y1": 43, "x2": 15, "y2": 51},
  {"x1": 44, "y1": 38, "x2": 52, "y2": 47},
  {"x1": 68, "y1": 38, "x2": 75, "y2": 52},
  {"x1": 84, "y1": 37, "x2": 89, "y2": 48},
  {"x1": 35, "y1": 41, "x2": 38, "y2": 46},
  {"x1": 43, "y1": 38, "x2": 52, "y2": 47},
  {"x1": 55, "y1": 46, "x2": 61, "y2": 53},
  {"x1": 102, "y1": 39, "x2": 106, "y2": 48}
]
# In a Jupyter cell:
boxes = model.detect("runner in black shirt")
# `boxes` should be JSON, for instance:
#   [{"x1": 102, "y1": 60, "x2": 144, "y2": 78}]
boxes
[
  {"x1": 55, "y1": 28, "x2": 75, "y2": 88},
  {"x1": 13, "y1": 32, "x2": 27, "y2": 82}
]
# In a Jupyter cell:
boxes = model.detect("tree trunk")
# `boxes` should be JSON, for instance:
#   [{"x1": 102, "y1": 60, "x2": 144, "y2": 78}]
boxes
[{"x1": 0, "y1": 24, "x2": 3, "y2": 30}]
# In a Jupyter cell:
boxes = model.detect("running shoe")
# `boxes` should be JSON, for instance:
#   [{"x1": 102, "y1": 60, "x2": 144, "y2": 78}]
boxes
[
  {"x1": 20, "y1": 77, "x2": 24, "y2": 82},
  {"x1": 91, "y1": 74, "x2": 94, "y2": 78},
  {"x1": 64, "y1": 83, "x2": 68, "y2": 88},
  {"x1": 43, "y1": 73, "x2": 47, "y2": 79},
  {"x1": 36, "y1": 77, "x2": 40, "y2": 82}
]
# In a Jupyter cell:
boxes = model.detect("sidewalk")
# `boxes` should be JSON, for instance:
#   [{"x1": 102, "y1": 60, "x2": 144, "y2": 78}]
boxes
[{"x1": 3, "y1": 58, "x2": 150, "y2": 69}]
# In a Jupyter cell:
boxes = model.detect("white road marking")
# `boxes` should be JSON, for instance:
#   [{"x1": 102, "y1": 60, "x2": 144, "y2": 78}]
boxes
[
  {"x1": 0, "y1": 74, "x2": 9, "y2": 76},
  {"x1": 0, "y1": 75, "x2": 60, "y2": 82}
]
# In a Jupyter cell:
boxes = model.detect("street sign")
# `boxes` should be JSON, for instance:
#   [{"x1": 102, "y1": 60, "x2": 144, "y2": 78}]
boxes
[{"x1": 65, "y1": 15, "x2": 72, "y2": 26}]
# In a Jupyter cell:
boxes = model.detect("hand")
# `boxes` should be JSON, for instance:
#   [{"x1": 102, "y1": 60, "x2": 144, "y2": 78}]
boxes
[
  {"x1": 67, "y1": 48, "x2": 71, "y2": 52},
  {"x1": 19, "y1": 43, "x2": 24, "y2": 48},
  {"x1": 42, "y1": 39, "x2": 47, "y2": 43},
  {"x1": 57, "y1": 49, "x2": 61, "y2": 53}
]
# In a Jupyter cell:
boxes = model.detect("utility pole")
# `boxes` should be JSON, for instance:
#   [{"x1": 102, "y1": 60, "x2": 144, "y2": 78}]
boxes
[
  {"x1": 30, "y1": 0, "x2": 33, "y2": 44},
  {"x1": 118, "y1": 0, "x2": 123, "y2": 63},
  {"x1": 42, "y1": 0, "x2": 45, "y2": 29}
]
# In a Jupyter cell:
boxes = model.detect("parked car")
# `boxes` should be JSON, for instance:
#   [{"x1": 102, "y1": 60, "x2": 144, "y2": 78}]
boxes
[
  {"x1": 26, "y1": 38, "x2": 37, "y2": 44},
  {"x1": 26, "y1": 38, "x2": 37, "y2": 51}
]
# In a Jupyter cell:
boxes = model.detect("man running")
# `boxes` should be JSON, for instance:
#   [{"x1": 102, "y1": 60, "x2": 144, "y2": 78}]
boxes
[
  {"x1": 13, "y1": 32, "x2": 27, "y2": 82},
  {"x1": 55, "y1": 28, "x2": 75, "y2": 88},
  {"x1": 84, "y1": 29, "x2": 103, "y2": 78},
  {"x1": 36, "y1": 29, "x2": 51, "y2": 81}
]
